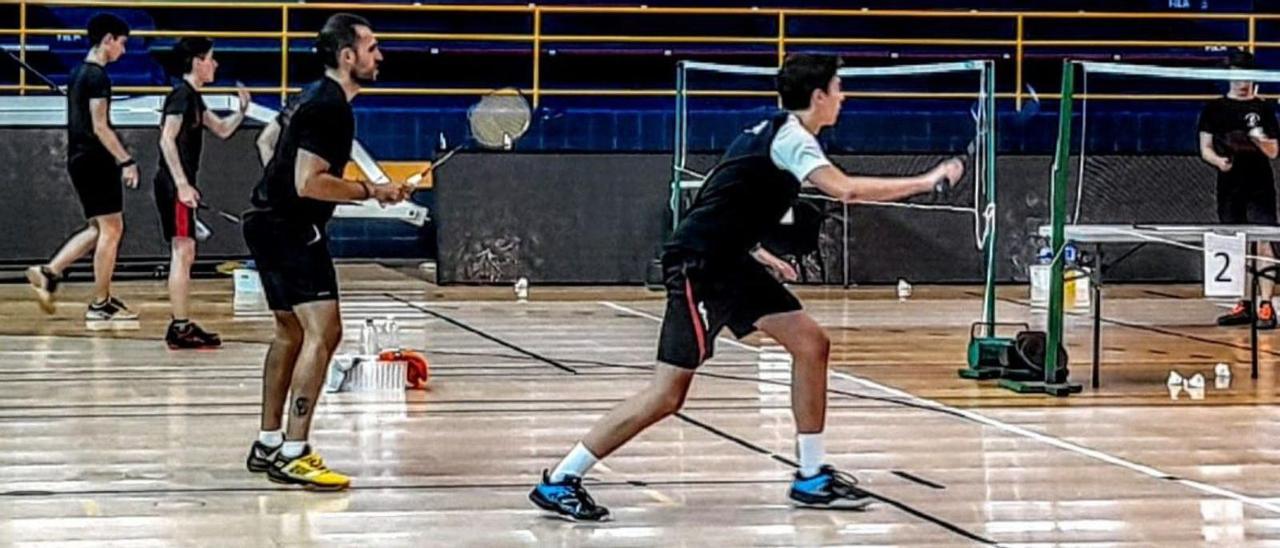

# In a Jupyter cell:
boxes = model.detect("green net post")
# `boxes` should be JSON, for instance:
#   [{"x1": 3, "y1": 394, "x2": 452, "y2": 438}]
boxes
[
  {"x1": 998, "y1": 59, "x2": 1081, "y2": 396},
  {"x1": 959, "y1": 60, "x2": 1016, "y2": 380},
  {"x1": 981, "y1": 60, "x2": 998, "y2": 333}
]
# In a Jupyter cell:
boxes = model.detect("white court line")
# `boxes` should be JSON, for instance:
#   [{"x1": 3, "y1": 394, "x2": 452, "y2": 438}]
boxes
[{"x1": 598, "y1": 300, "x2": 1280, "y2": 515}]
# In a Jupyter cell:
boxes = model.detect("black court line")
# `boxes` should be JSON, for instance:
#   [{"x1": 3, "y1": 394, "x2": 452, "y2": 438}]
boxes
[
  {"x1": 384, "y1": 292, "x2": 578, "y2": 374},
  {"x1": 373, "y1": 292, "x2": 1001, "y2": 546},
  {"x1": 891, "y1": 471, "x2": 947, "y2": 490},
  {"x1": 1143, "y1": 289, "x2": 1191, "y2": 300},
  {"x1": 674, "y1": 413, "x2": 997, "y2": 546}
]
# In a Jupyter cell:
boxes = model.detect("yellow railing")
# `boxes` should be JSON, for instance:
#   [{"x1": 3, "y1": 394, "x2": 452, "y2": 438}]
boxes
[{"x1": 4, "y1": 1, "x2": 1280, "y2": 108}]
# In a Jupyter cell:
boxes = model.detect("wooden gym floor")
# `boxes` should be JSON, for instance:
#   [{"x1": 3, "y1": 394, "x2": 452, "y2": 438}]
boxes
[{"x1": 1, "y1": 264, "x2": 1279, "y2": 546}]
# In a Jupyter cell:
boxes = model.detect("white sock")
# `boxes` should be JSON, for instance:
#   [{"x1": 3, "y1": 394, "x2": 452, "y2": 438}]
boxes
[
  {"x1": 280, "y1": 441, "x2": 307, "y2": 459},
  {"x1": 550, "y1": 442, "x2": 599, "y2": 483},
  {"x1": 258, "y1": 431, "x2": 283, "y2": 448},
  {"x1": 797, "y1": 433, "x2": 825, "y2": 477}
]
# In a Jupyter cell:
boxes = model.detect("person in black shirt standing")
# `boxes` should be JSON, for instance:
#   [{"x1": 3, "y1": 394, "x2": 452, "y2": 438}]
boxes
[
  {"x1": 154, "y1": 37, "x2": 250, "y2": 349},
  {"x1": 529, "y1": 54, "x2": 964, "y2": 521},
  {"x1": 1199, "y1": 51, "x2": 1280, "y2": 329},
  {"x1": 25, "y1": 13, "x2": 139, "y2": 329},
  {"x1": 241, "y1": 13, "x2": 409, "y2": 491}
]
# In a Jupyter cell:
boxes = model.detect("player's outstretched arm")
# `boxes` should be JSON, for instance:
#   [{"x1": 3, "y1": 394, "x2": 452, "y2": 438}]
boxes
[{"x1": 807, "y1": 158, "x2": 963, "y2": 204}]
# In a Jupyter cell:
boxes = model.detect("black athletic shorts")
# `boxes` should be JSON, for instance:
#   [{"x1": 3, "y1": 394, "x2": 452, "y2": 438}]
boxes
[
  {"x1": 67, "y1": 153, "x2": 123, "y2": 219},
  {"x1": 656, "y1": 253, "x2": 802, "y2": 369},
  {"x1": 1218, "y1": 185, "x2": 1278, "y2": 225},
  {"x1": 153, "y1": 174, "x2": 196, "y2": 242},
  {"x1": 242, "y1": 210, "x2": 338, "y2": 311}
]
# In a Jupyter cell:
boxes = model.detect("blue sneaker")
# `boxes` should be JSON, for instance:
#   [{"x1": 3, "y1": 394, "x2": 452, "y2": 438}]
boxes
[
  {"x1": 529, "y1": 470, "x2": 611, "y2": 522},
  {"x1": 789, "y1": 465, "x2": 874, "y2": 510}
]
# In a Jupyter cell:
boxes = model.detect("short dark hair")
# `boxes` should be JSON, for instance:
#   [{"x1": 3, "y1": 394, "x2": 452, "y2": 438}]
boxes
[
  {"x1": 776, "y1": 54, "x2": 842, "y2": 111},
  {"x1": 315, "y1": 13, "x2": 372, "y2": 69},
  {"x1": 171, "y1": 37, "x2": 214, "y2": 76},
  {"x1": 1224, "y1": 50, "x2": 1256, "y2": 70},
  {"x1": 87, "y1": 13, "x2": 130, "y2": 48}
]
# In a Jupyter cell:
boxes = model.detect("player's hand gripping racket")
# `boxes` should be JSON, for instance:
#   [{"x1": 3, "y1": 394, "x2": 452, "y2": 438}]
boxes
[{"x1": 408, "y1": 88, "x2": 532, "y2": 185}]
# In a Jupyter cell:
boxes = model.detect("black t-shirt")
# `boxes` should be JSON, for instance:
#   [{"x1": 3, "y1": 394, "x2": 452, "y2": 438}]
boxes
[
  {"x1": 664, "y1": 112, "x2": 803, "y2": 265},
  {"x1": 157, "y1": 81, "x2": 207, "y2": 187},
  {"x1": 251, "y1": 78, "x2": 354, "y2": 227},
  {"x1": 1198, "y1": 97, "x2": 1279, "y2": 185},
  {"x1": 66, "y1": 62, "x2": 112, "y2": 162}
]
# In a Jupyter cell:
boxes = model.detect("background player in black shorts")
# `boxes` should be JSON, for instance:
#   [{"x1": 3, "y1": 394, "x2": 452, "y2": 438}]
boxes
[
  {"x1": 154, "y1": 37, "x2": 251, "y2": 349},
  {"x1": 25, "y1": 13, "x2": 139, "y2": 329},
  {"x1": 241, "y1": 13, "x2": 409, "y2": 491},
  {"x1": 530, "y1": 53, "x2": 965, "y2": 521},
  {"x1": 1199, "y1": 51, "x2": 1280, "y2": 329}
]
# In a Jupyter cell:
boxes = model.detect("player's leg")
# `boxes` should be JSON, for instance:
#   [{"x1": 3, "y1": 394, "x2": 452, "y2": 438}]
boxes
[
  {"x1": 83, "y1": 212, "x2": 138, "y2": 329},
  {"x1": 530, "y1": 260, "x2": 709, "y2": 521},
  {"x1": 243, "y1": 213, "x2": 305, "y2": 474},
  {"x1": 246, "y1": 309, "x2": 302, "y2": 473},
  {"x1": 27, "y1": 222, "x2": 98, "y2": 314},
  {"x1": 31, "y1": 157, "x2": 110, "y2": 315},
  {"x1": 740, "y1": 264, "x2": 871, "y2": 510},
  {"x1": 163, "y1": 200, "x2": 221, "y2": 348},
  {"x1": 261, "y1": 243, "x2": 349, "y2": 491},
  {"x1": 1218, "y1": 185, "x2": 1255, "y2": 326},
  {"x1": 1249, "y1": 186, "x2": 1278, "y2": 329}
]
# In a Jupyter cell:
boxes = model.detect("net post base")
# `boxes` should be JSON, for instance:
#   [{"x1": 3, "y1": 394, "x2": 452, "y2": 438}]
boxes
[{"x1": 997, "y1": 379, "x2": 1083, "y2": 397}]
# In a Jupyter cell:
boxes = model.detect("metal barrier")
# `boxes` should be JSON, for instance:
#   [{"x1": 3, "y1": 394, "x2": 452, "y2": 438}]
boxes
[{"x1": 2, "y1": 1, "x2": 1279, "y2": 107}]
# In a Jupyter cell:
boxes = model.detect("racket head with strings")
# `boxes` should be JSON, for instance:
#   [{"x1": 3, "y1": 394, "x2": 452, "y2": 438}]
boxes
[
  {"x1": 468, "y1": 87, "x2": 532, "y2": 150},
  {"x1": 411, "y1": 88, "x2": 533, "y2": 184}
]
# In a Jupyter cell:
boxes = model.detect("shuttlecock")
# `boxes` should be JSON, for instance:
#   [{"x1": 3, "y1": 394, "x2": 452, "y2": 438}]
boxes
[
  {"x1": 1186, "y1": 385, "x2": 1206, "y2": 401},
  {"x1": 1166, "y1": 371, "x2": 1184, "y2": 386},
  {"x1": 1214, "y1": 362, "x2": 1232, "y2": 378},
  {"x1": 896, "y1": 278, "x2": 912, "y2": 301},
  {"x1": 514, "y1": 277, "x2": 529, "y2": 302},
  {"x1": 1186, "y1": 373, "x2": 1206, "y2": 389}
]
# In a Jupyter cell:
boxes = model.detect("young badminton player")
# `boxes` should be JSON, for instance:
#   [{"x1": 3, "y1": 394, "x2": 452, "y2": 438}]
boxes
[{"x1": 530, "y1": 53, "x2": 964, "y2": 520}]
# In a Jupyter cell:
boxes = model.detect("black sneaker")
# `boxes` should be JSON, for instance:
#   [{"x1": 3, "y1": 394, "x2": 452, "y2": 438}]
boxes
[
  {"x1": 529, "y1": 470, "x2": 611, "y2": 522},
  {"x1": 85, "y1": 297, "x2": 140, "y2": 330},
  {"x1": 1218, "y1": 300, "x2": 1254, "y2": 327},
  {"x1": 246, "y1": 441, "x2": 278, "y2": 473},
  {"x1": 789, "y1": 465, "x2": 874, "y2": 510},
  {"x1": 25, "y1": 266, "x2": 60, "y2": 315},
  {"x1": 166, "y1": 321, "x2": 222, "y2": 349}
]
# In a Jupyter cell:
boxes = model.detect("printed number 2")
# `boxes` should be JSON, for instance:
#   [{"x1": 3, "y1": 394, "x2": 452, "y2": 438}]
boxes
[{"x1": 1215, "y1": 252, "x2": 1232, "y2": 283}]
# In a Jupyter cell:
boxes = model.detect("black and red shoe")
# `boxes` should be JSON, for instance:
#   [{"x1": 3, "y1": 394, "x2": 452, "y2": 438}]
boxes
[
  {"x1": 1258, "y1": 302, "x2": 1277, "y2": 331},
  {"x1": 1218, "y1": 300, "x2": 1254, "y2": 327},
  {"x1": 165, "y1": 321, "x2": 222, "y2": 349}
]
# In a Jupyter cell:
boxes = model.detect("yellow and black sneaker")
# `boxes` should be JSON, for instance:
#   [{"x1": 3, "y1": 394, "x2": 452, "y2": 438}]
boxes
[
  {"x1": 246, "y1": 441, "x2": 278, "y2": 474},
  {"x1": 266, "y1": 445, "x2": 351, "y2": 491}
]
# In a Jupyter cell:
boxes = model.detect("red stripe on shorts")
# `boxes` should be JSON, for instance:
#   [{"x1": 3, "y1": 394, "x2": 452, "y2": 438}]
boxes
[
  {"x1": 175, "y1": 199, "x2": 190, "y2": 239},
  {"x1": 684, "y1": 277, "x2": 707, "y2": 363}
]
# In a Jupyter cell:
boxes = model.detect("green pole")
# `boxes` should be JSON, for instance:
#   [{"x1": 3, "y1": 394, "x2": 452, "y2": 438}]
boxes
[
  {"x1": 981, "y1": 61, "x2": 999, "y2": 334},
  {"x1": 1044, "y1": 60, "x2": 1075, "y2": 382}
]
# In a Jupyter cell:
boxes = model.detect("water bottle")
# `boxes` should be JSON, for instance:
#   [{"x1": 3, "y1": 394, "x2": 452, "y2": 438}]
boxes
[
  {"x1": 361, "y1": 318, "x2": 378, "y2": 355},
  {"x1": 1064, "y1": 243, "x2": 1079, "y2": 266},
  {"x1": 384, "y1": 315, "x2": 400, "y2": 350},
  {"x1": 1037, "y1": 246, "x2": 1053, "y2": 265}
]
